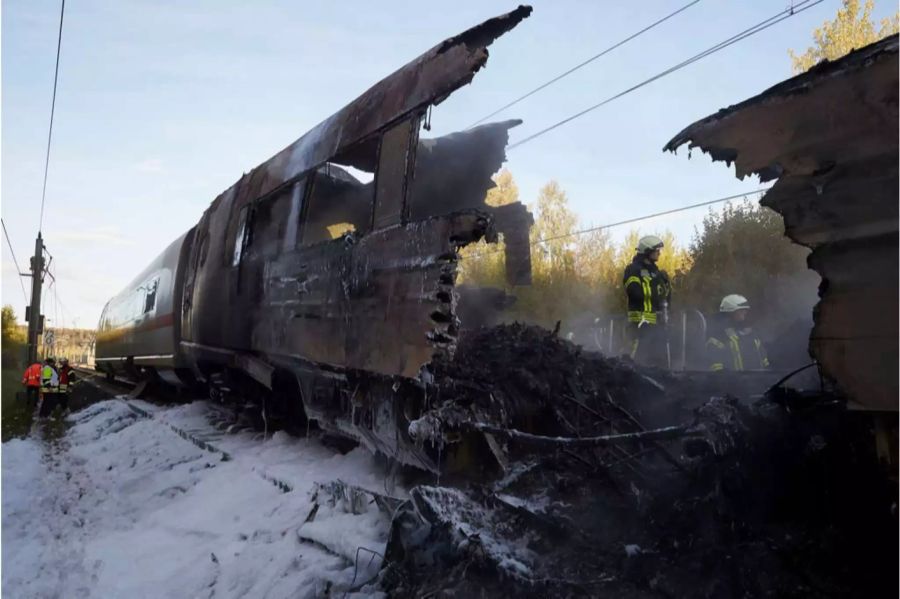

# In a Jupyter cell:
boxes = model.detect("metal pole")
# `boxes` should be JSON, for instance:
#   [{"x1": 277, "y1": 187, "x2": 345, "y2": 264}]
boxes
[
  {"x1": 662, "y1": 300, "x2": 671, "y2": 370},
  {"x1": 608, "y1": 318, "x2": 614, "y2": 355},
  {"x1": 681, "y1": 310, "x2": 687, "y2": 370},
  {"x1": 25, "y1": 233, "x2": 45, "y2": 365}
]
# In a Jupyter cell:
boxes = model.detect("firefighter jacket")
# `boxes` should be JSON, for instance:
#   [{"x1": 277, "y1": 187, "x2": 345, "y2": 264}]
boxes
[
  {"x1": 707, "y1": 322, "x2": 770, "y2": 371},
  {"x1": 40, "y1": 365, "x2": 59, "y2": 393},
  {"x1": 59, "y1": 365, "x2": 75, "y2": 393},
  {"x1": 623, "y1": 254, "x2": 671, "y2": 325},
  {"x1": 22, "y1": 363, "x2": 42, "y2": 387}
]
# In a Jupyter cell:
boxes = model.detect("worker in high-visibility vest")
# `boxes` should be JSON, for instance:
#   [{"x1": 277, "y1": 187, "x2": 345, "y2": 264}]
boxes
[
  {"x1": 21, "y1": 361, "x2": 42, "y2": 411},
  {"x1": 38, "y1": 357, "x2": 60, "y2": 418},
  {"x1": 622, "y1": 235, "x2": 671, "y2": 368},
  {"x1": 57, "y1": 358, "x2": 75, "y2": 415},
  {"x1": 707, "y1": 295, "x2": 770, "y2": 372}
]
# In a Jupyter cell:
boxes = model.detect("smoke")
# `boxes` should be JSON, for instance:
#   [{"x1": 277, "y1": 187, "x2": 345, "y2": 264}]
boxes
[{"x1": 756, "y1": 266, "x2": 822, "y2": 371}]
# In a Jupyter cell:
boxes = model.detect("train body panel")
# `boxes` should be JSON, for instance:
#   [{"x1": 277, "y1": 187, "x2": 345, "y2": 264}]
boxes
[{"x1": 96, "y1": 229, "x2": 194, "y2": 380}]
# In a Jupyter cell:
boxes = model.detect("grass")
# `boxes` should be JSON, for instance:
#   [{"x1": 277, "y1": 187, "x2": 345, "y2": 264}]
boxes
[{"x1": 2, "y1": 366, "x2": 34, "y2": 441}]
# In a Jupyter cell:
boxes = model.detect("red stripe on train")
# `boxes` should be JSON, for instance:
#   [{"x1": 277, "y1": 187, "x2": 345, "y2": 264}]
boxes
[{"x1": 97, "y1": 312, "x2": 175, "y2": 343}]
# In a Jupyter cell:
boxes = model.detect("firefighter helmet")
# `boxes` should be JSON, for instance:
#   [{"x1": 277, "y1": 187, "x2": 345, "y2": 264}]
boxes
[
  {"x1": 636, "y1": 235, "x2": 664, "y2": 254},
  {"x1": 720, "y1": 294, "x2": 750, "y2": 313}
]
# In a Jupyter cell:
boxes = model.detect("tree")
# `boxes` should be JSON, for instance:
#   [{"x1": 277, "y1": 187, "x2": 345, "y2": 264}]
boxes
[
  {"x1": 789, "y1": 0, "x2": 899, "y2": 72},
  {"x1": 531, "y1": 180, "x2": 578, "y2": 280},
  {"x1": 575, "y1": 228, "x2": 617, "y2": 288},
  {"x1": 677, "y1": 200, "x2": 818, "y2": 332},
  {"x1": 1, "y1": 305, "x2": 27, "y2": 368},
  {"x1": 457, "y1": 169, "x2": 519, "y2": 287},
  {"x1": 484, "y1": 168, "x2": 519, "y2": 208}
]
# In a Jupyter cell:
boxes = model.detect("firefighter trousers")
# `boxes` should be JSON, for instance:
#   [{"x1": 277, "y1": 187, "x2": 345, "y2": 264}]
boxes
[{"x1": 627, "y1": 322, "x2": 669, "y2": 368}]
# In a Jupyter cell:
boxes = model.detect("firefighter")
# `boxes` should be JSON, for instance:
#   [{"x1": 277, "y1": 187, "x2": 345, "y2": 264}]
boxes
[
  {"x1": 57, "y1": 358, "x2": 75, "y2": 415},
  {"x1": 38, "y1": 357, "x2": 60, "y2": 418},
  {"x1": 21, "y1": 361, "x2": 42, "y2": 412},
  {"x1": 623, "y1": 235, "x2": 671, "y2": 368},
  {"x1": 707, "y1": 294, "x2": 770, "y2": 371}
]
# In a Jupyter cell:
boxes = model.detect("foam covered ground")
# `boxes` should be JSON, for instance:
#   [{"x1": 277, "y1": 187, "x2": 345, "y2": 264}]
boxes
[{"x1": 2, "y1": 399, "x2": 395, "y2": 598}]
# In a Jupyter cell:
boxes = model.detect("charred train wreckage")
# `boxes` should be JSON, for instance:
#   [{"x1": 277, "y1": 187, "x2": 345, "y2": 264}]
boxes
[
  {"x1": 94, "y1": 11, "x2": 897, "y2": 598},
  {"x1": 96, "y1": 6, "x2": 536, "y2": 473}
]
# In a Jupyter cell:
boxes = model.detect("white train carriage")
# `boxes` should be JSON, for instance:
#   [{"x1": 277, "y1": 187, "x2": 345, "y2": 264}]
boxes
[{"x1": 95, "y1": 230, "x2": 194, "y2": 385}]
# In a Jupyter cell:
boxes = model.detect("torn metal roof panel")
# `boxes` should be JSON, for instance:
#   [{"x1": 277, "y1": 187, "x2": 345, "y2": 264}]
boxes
[
  {"x1": 225, "y1": 5, "x2": 532, "y2": 204},
  {"x1": 664, "y1": 35, "x2": 898, "y2": 181}
]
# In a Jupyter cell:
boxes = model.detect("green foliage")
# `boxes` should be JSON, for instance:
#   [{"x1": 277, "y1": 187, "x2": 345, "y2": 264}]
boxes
[
  {"x1": 2, "y1": 305, "x2": 31, "y2": 440},
  {"x1": 2, "y1": 367, "x2": 31, "y2": 441},
  {"x1": 790, "y1": 0, "x2": 899, "y2": 72},
  {"x1": 677, "y1": 200, "x2": 812, "y2": 318},
  {"x1": 484, "y1": 168, "x2": 519, "y2": 208},
  {"x1": 459, "y1": 172, "x2": 691, "y2": 328},
  {"x1": 457, "y1": 169, "x2": 517, "y2": 286},
  {"x1": 2, "y1": 305, "x2": 26, "y2": 369}
]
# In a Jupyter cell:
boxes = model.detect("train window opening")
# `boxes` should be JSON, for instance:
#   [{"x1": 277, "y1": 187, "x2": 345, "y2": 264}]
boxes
[
  {"x1": 143, "y1": 279, "x2": 159, "y2": 314},
  {"x1": 300, "y1": 162, "x2": 374, "y2": 246},
  {"x1": 249, "y1": 181, "x2": 304, "y2": 258},
  {"x1": 407, "y1": 119, "x2": 521, "y2": 222},
  {"x1": 373, "y1": 117, "x2": 418, "y2": 229},
  {"x1": 280, "y1": 179, "x2": 307, "y2": 252}
]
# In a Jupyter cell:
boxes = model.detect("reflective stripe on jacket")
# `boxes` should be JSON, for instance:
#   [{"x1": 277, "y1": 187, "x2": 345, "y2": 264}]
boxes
[
  {"x1": 40, "y1": 365, "x2": 59, "y2": 392},
  {"x1": 623, "y1": 255, "x2": 670, "y2": 326},
  {"x1": 58, "y1": 366, "x2": 74, "y2": 393},
  {"x1": 707, "y1": 327, "x2": 769, "y2": 371}
]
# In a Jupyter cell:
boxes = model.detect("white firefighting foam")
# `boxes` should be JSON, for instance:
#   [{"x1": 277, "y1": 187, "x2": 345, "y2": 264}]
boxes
[{"x1": 2, "y1": 398, "x2": 396, "y2": 598}]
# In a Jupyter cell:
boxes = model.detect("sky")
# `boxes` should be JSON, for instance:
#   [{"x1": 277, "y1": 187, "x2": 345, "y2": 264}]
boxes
[{"x1": 1, "y1": 0, "x2": 892, "y2": 329}]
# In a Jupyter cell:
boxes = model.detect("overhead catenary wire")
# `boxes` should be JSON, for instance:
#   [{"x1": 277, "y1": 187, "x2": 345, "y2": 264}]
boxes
[
  {"x1": 507, "y1": 0, "x2": 823, "y2": 151},
  {"x1": 51, "y1": 279, "x2": 62, "y2": 330},
  {"x1": 50, "y1": 276, "x2": 75, "y2": 330},
  {"x1": 1, "y1": 218, "x2": 31, "y2": 304},
  {"x1": 38, "y1": 0, "x2": 67, "y2": 233},
  {"x1": 467, "y1": 0, "x2": 701, "y2": 128},
  {"x1": 469, "y1": 188, "x2": 771, "y2": 258}
]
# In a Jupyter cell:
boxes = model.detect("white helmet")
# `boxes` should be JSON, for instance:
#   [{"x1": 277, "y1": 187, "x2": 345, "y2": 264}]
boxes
[
  {"x1": 636, "y1": 235, "x2": 664, "y2": 254},
  {"x1": 720, "y1": 294, "x2": 750, "y2": 313}
]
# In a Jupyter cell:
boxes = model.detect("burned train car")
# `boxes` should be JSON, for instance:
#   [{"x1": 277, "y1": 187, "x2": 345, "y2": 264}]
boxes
[
  {"x1": 665, "y1": 35, "x2": 898, "y2": 413},
  {"x1": 96, "y1": 6, "x2": 534, "y2": 471}
]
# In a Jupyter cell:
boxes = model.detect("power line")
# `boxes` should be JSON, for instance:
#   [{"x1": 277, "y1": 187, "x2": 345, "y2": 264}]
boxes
[
  {"x1": 468, "y1": 0, "x2": 701, "y2": 128},
  {"x1": 53, "y1": 281, "x2": 62, "y2": 330},
  {"x1": 507, "y1": 0, "x2": 823, "y2": 151},
  {"x1": 1, "y1": 218, "x2": 30, "y2": 304},
  {"x1": 39, "y1": 0, "x2": 67, "y2": 233},
  {"x1": 50, "y1": 274, "x2": 74, "y2": 329},
  {"x1": 469, "y1": 188, "x2": 771, "y2": 258}
]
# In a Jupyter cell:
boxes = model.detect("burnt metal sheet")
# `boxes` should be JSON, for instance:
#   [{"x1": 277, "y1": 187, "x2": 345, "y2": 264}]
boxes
[
  {"x1": 217, "y1": 5, "x2": 532, "y2": 212},
  {"x1": 409, "y1": 120, "x2": 523, "y2": 220},
  {"x1": 252, "y1": 212, "x2": 493, "y2": 378},
  {"x1": 665, "y1": 35, "x2": 899, "y2": 410}
]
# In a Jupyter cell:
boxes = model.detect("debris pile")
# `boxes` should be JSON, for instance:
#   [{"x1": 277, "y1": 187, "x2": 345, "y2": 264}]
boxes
[{"x1": 382, "y1": 324, "x2": 896, "y2": 598}]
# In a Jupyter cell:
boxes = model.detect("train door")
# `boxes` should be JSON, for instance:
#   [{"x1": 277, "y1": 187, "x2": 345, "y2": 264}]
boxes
[{"x1": 181, "y1": 215, "x2": 210, "y2": 343}]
